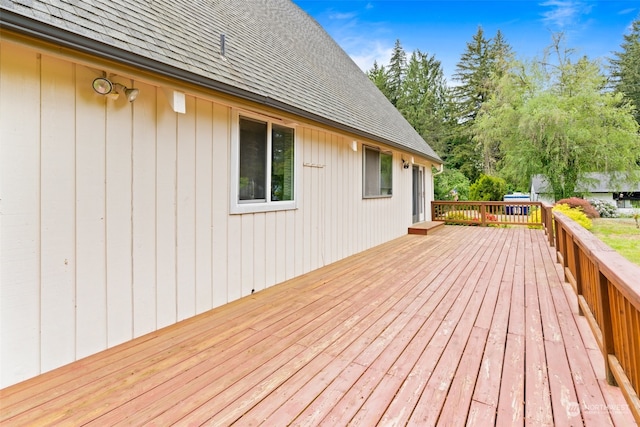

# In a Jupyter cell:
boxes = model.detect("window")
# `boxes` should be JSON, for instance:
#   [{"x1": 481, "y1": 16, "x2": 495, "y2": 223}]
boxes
[
  {"x1": 363, "y1": 145, "x2": 393, "y2": 197},
  {"x1": 232, "y1": 114, "x2": 296, "y2": 213}
]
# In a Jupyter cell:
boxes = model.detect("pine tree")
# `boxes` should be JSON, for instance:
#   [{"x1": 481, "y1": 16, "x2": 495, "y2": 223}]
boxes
[
  {"x1": 387, "y1": 39, "x2": 407, "y2": 106},
  {"x1": 367, "y1": 60, "x2": 392, "y2": 100},
  {"x1": 489, "y1": 30, "x2": 513, "y2": 82},
  {"x1": 453, "y1": 26, "x2": 493, "y2": 123},
  {"x1": 397, "y1": 50, "x2": 450, "y2": 155},
  {"x1": 366, "y1": 42, "x2": 453, "y2": 160},
  {"x1": 610, "y1": 16, "x2": 640, "y2": 124},
  {"x1": 451, "y1": 26, "x2": 514, "y2": 179},
  {"x1": 481, "y1": 29, "x2": 514, "y2": 174}
]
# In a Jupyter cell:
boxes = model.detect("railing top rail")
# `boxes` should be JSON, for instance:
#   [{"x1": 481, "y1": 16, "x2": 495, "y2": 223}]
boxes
[
  {"x1": 596, "y1": 251, "x2": 640, "y2": 312},
  {"x1": 554, "y1": 211, "x2": 640, "y2": 312}
]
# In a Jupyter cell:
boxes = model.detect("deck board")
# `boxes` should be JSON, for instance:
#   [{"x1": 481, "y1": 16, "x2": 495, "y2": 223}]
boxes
[{"x1": 0, "y1": 226, "x2": 636, "y2": 426}]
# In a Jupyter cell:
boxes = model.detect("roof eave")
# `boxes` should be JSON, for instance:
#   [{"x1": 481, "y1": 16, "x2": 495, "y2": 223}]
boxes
[{"x1": 1, "y1": 10, "x2": 442, "y2": 165}]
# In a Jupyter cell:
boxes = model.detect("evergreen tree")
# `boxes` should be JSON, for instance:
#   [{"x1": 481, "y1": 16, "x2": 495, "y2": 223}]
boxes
[
  {"x1": 387, "y1": 39, "x2": 407, "y2": 106},
  {"x1": 367, "y1": 60, "x2": 392, "y2": 100},
  {"x1": 469, "y1": 175, "x2": 507, "y2": 201},
  {"x1": 489, "y1": 30, "x2": 513, "y2": 81},
  {"x1": 451, "y1": 26, "x2": 513, "y2": 180},
  {"x1": 610, "y1": 16, "x2": 640, "y2": 125},
  {"x1": 450, "y1": 27, "x2": 491, "y2": 182},
  {"x1": 397, "y1": 50, "x2": 450, "y2": 155},
  {"x1": 453, "y1": 26, "x2": 493, "y2": 123},
  {"x1": 480, "y1": 30, "x2": 514, "y2": 174},
  {"x1": 366, "y1": 42, "x2": 453, "y2": 160}
]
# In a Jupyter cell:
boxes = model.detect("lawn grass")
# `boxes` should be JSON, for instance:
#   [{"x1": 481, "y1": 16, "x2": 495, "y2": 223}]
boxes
[{"x1": 590, "y1": 218, "x2": 640, "y2": 266}]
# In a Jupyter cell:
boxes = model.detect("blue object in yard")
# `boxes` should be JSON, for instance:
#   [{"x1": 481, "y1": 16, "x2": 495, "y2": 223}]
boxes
[{"x1": 504, "y1": 193, "x2": 531, "y2": 215}]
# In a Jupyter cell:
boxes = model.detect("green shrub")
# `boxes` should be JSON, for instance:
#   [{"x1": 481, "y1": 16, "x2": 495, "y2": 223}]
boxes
[
  {"x1": 434, "y1": 168, "x2": 471, "y2": 201},
  {"x1": 553, "y1": 204, "x2": 593, "y2": 229},
  {"x1": 555, "y1": 197, "x2": 599, "y2": 219},
  {"x1": 588, "y1": 199, "x2": 618, "y2": 218},
  {"x1": 444, "y1": 211, "x2": 480, "y2": 225},
  {"x1": 444, "y1": 211, "x2": 499, "y2": 226},
  {"x1": 469, "y1": 175, "x2": 507, "y2": 201}
]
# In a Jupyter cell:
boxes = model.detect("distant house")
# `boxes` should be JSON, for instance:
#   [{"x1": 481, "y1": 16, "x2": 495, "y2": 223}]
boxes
[
  {"x1": 0, "y1": 0, "x2": 442, "y2": 387},
  {"x1": 530, "y1": 173, "x2": 640, "y2": 209}
]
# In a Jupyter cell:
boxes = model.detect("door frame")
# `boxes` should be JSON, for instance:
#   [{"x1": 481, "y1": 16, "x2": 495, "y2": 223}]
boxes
[{"x1": 412, "y1": 165, "x2": 426, "y2": 223}]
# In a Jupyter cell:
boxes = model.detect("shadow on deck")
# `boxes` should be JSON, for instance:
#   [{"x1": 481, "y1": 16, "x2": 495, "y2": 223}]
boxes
[{"x1": 0, "y1": 227, "x2": 636, "y2": 425}]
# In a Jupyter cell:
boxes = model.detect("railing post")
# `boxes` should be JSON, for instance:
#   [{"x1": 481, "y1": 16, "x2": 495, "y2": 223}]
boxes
[
  {"x1": 597, "y1": 270, "x2": 616, "y2": 386},
  {"x1": 480, "y1": 203, "x2": 487, "y2": 226},
  {"x1": 539, "y1": 203, "x2": 554, "y2": 247}
]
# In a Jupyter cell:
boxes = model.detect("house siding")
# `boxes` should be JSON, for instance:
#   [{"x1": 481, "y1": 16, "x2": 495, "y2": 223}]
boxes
[{"x1": 0, "y1": 41, "x2": 434, "y2": 387}]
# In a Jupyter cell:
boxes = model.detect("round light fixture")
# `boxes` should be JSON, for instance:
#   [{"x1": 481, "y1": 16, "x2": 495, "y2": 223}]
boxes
[
  {"x1": 123, "y1": 87, "x2": 140, "y2": 102},
  {"x1": 92, "y1": 77, "x2": 113, "y2": 95}
]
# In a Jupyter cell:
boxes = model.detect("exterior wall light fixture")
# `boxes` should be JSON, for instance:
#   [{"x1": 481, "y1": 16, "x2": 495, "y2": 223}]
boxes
[
  {"x1": 92, "y1": 77, "x2": 113, "y2": 95},
  {"x1": 115, "y1": 83, "x2": 140, "y2": 102},
  {"x1": 92, "y1": 77, "x2": 139, "y2": 102}
]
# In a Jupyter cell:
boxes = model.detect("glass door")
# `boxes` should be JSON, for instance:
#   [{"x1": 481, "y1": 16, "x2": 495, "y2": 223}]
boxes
[{"x1": 412, "y1": 165, "x2": 425, "y2": 223}]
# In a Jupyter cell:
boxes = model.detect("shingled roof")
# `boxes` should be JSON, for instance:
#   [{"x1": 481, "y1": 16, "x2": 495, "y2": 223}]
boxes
[
  {"x1": 531, "y1": 173, "x2": 640, "y2": 194},
  {"x1": 1, "y1": 0, "x2": 441, "y2": 162}
]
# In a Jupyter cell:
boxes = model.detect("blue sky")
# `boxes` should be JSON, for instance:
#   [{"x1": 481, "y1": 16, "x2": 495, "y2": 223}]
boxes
[{"x1": 292, "y1": 1, "x2": 639, "y2": 82}]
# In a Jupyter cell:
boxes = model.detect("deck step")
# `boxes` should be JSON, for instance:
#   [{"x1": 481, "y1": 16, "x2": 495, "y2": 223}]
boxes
[{"x1": 408, "y1": 221, "x2": 445, "y2": 235}]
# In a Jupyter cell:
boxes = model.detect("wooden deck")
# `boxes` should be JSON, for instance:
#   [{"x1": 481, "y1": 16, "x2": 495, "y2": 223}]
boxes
[{"x1": 0, "y1": 227, "x2": 636, "y2": 426}]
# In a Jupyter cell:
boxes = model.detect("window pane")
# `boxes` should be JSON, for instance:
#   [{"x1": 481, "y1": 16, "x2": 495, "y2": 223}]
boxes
[
  {"x1": 363, "y1": 146, "x2": 393, "y2": 197},
  {"x1": 239, "y1": 117, "x2": 267, "y2": 201},
  {"x1": 364, "y1": 147, "x2": 379, "y2": 196},
  {"x1": 271, "y1": 125, "x2": 294, "y2": 201},
  {"x1": 380, "y1": 151, "x2": 392, "y2": 195}
]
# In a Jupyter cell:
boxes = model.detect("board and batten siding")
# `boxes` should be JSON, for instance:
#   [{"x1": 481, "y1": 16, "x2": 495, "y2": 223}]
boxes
[{"x1": 0, "y1": 41, "x2": 432, "y2": 387}]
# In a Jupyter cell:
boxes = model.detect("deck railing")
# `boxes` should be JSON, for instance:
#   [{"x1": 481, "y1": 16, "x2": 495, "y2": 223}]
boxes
[
  {"x1": 431, "y1": 200, "x2": 543, "y2": 227},
  {"x1": 553, "y1": 211, "x2": 640, "y2": 422},
  {"x1": 431, "y1": 201, "x2": 555, "y2": 247}
]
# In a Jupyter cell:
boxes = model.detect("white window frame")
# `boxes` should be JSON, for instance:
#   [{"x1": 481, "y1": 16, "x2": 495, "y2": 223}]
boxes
[
  {"x1": 230, "y1": 110, "x2": 298, "y2": 214},
  {"x1": 363, "y1": 145, "x2": 393, "y2": 198}
]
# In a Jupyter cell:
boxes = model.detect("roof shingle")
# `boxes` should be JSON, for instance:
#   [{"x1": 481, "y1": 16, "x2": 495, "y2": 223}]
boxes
[{"x1": 1, "y1": 0, "x2": 441, "y2": 161}]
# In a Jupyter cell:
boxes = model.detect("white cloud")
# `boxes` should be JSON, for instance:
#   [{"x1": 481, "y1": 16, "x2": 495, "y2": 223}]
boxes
[
  {"x1": 329, "y1": 11, "x2": 357, "y2": 20},
  {"x1": 618, "y1": 8, "x2": 637, "y2": 15},
  {"x1": 320, "y1": 5, "x2": 395, "y2": 71},
  {"x1": 540, "y1": 0, "x2": 593, "y2": 28},
  {"x1": 347, "y1": 40, "x2": 394, "y2": 71}
]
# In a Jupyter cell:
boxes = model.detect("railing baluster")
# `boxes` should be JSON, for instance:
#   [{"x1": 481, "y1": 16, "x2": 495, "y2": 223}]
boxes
[{"x1": 598, "y1": 270, "x2": 616, "y2": 385}]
